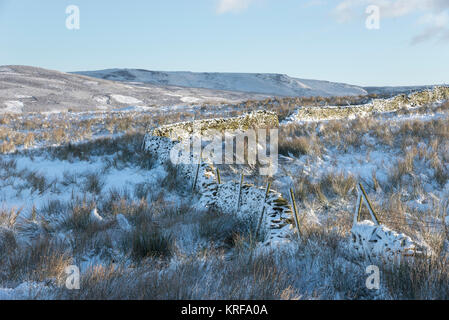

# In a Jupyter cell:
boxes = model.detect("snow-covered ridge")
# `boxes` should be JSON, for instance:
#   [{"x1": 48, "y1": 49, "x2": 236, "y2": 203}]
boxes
[
  {"x1": 0, "y1": 65, "x2": 272, "y2": 113},
  {"x1": 73, "y1": 69, "x2": 368, "y2": 98}
]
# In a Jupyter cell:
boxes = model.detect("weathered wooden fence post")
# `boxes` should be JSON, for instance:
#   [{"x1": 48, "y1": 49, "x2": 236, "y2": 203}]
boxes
[
  {"x1": 192, "y1": 160, "x2": 201, "y2": 192},
  {"x1": 289, "y1": 188, "x2": 301, "y2": 237},
  {"x1": 359, "y1": 183, "x2": 380, "y2": 225},
  {"x1": 236, "y1": 174, "x2": 244, "y2": 212},
  {"x1": 354, "y1": 189, "x2": 363, "y2": 225},
  {"x1": 216, "y1": 168, "x2": 221, "y2": 185},
  {"x1": 255, "y1": 182, "x2": 272, "y2": 240}
]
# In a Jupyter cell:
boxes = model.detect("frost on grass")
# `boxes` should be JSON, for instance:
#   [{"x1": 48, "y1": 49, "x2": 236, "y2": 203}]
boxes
[{"x1": 0, "y1": 89, "x2": 448, "y2": 299}]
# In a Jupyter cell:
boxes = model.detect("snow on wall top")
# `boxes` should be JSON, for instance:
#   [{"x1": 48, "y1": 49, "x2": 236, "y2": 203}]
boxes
[
  {"x1": 151, "y1": 110, "x2": 279, "y2": 141},
  {"x1": 287, "y1": 86, "x2": 449, "y2": 122}
]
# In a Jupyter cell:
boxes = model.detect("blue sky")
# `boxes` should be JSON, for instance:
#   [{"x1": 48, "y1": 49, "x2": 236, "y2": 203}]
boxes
[{"x1": 1, "y1": 0, "x2": 448, "y2": 86}]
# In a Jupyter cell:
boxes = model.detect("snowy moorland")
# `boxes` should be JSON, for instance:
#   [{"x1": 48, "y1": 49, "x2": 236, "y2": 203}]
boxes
[
  {"x1": 0, "y1": 89, "x2": 448, "y2": 300},
  {"x1": 74, "y1": 69, "x2": 369, "y2": 97},
  {"x1": 0, "y1": 66, "x2": 273, "y2": 113}
]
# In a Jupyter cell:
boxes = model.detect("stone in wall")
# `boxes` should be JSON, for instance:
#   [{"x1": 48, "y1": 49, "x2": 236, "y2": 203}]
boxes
[
  {"x1": 198, "y1": 180, "x2": 295, "y2": 244},
  {"x1": 291, "y1": 86, "x2": 449, "y2": 121},
  {"x1": 151, "y1": 110, "x2": 279, "y2": 141},
  {"x1": 143, "y1": 111, "x2": 295, "y2": 245},
  {"x1": 351, "y1": 220, "x2": 424, "y2": 261}
]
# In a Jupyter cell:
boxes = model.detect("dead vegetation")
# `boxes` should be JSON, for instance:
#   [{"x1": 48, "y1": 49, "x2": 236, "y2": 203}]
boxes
[{"x1": 0, "y1": 93, "x2": 448, "y2": 300}]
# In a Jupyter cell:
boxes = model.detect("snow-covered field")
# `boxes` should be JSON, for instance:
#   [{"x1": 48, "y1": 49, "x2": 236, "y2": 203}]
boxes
[{"x1": 0, "y1": 89, "x2": 448, "y2": 300}]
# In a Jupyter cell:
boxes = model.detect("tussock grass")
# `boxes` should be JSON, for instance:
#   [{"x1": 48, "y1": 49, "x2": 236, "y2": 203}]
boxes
[
  {"x1": 197, "y1": 209, "x2": 262, "y2": 248},
  {"x1": 83, "y1": 172, "x2": 105, "y2": 195},
  {"x1": 279, "y1": 136, "x2": 322, "y2": 157},
  {"x1": 1, "y1": 94, "x2": 448, "y2": 300},
  {"x1": 0, "y1": 228, "x2": 17, "y2": 259},
  {"x1": 321, "y1": 172, "x2": 357, "y2": 199},
  {"x1": 123, "y1": 223, "x2": 173, "y2": 261},
  {"x1": 161, "y1": 161, "x2": 188, "y2": 192},
  {"x1": 382, "y1": 254, "x2": 449, "y2": 300},
  {"x1": 55, "y1": 250, "x2": 298, "y2": 300},
  {"x1": 1, "y1": 237, "x2": 72, "y2": 285}
]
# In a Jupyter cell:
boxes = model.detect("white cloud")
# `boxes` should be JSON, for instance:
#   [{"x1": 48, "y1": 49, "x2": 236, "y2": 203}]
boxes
[
  {"x1": 216, "y1": 0, "x2": 256, "y2": 14},
  {"x1": 334, "y1": 0, "x2": 449, "y2": 43},
  {"x1": 412, "y1": 11, "x2": 449, "y2": 44},
  {"x1": 418, "y1": 10, "x2": 449, "y2": 28}
]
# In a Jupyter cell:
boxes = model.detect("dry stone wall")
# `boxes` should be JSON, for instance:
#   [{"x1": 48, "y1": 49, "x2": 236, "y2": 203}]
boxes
[
  {"x1": 290, "y1": 86, "x2": 449, "y2": 121},
  {"x1": 151, "y1": 110, "x2": 279, "y2": 141},
  {"x1": 144, "y1": 111, "x2": 296, "y2": 245}
]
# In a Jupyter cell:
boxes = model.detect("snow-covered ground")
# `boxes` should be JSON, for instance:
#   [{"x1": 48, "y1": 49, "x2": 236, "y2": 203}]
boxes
[
  {"x1": 0, "y1": 66, "x2": 272, "y2": 113},
  {"x1": 75, "y1": 68, "x2": 368, "y2": 97},
  {"x1": 0, "y1": 90, "x2": 448, "y2": 300},
  {"x1": 0, "y1": 154, "x2": 166, "y2": 212}
]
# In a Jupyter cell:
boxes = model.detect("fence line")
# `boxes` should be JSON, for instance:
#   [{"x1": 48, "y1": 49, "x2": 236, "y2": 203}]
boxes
[
  {"x1": 289, "y1": 188, "x2": 301, "y2": 237},
  {"x1": 192, "y1": 160, "x2": 201, "y2": 192},
  {"x1": 216, "y1": 168, "x2": 221, "y2": 185},
  {"x1": 358, "y1": 183, "x2": 381, "y2": 225},
  {"x1": 255, "y1": 182, "x2": 272, "y2": 240},
  {"x1": 236, "y1": 174, "x2": 244, "y2": 212}
]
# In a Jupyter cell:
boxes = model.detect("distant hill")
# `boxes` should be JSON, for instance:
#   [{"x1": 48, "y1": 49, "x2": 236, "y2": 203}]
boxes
[
  {"x1": 3, "y1": 65, "x2": 442, "y2": 114},
  {"x1": 73, "y1": 69, "x2": 369, "y2": 98},
  {"x1": 364, "y1": 85, "x2": 442, "y2": 96},
  {"x1": 0, "y1": 66, "x2": 271, "y2": 113}
]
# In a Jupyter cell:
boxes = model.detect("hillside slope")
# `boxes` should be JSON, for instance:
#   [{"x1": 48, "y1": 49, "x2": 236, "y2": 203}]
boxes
[
  {"x1": 0, "y1": 66, "x2": 271, "y2": 113},
  {"x1": 74, "y1": 69, "x2": 368, "y2": 97}
]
